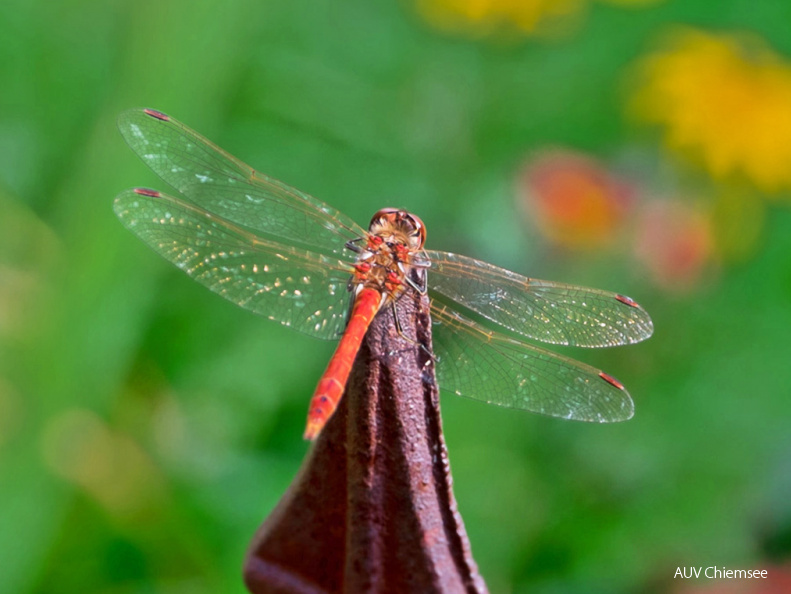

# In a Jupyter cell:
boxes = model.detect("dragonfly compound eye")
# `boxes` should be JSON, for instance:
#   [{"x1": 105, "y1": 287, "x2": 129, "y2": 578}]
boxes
[
  {"x1": 401, "y1": 212, "x2": 426, "y2": 249},
  {"x1": 368, "y1": 209, "x2": 426, "y2": 249}
]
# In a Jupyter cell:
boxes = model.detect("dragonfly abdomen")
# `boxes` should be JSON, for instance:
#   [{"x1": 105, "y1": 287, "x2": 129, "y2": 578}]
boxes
[{"x1": 303, "y1": 287, "x2": 382, "y2": 440}]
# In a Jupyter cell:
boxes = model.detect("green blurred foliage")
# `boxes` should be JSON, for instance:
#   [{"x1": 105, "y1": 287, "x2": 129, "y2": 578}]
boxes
[{"x1": 1, "y1": 0, "x2": 790, "y2": 592}]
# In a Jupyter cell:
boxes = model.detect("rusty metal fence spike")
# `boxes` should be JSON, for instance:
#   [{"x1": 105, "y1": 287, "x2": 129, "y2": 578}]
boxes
[{"x1": 244, "y1": 286, "x2": 488, "y2": 594}]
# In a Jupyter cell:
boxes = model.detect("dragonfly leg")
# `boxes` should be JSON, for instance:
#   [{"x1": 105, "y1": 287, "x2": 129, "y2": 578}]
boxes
[
  {"x1": 390, "y1": 297, "x2": 435, "y2": 361},
  {"x1": 345, "y1": 237, "x2": 365, "y2": 253},
  {"x1": 403, "y1": 266, "x2": 428, "y2": 295},
  {"x1": 404, "y1": 276, "x2": 425, "y2": 294}
]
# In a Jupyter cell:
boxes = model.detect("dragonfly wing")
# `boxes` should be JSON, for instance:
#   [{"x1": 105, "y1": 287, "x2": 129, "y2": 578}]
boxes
[
  {"x1": 117, "y1": 108, "x2": 366, "y2": 258},
  {"x1": 430, "y1": 303, "x2": 634, "y2": 422},
  {"x1": 115, "y1": 188, "x2": 354, "y2": 340},
  {"x1": 426, "y1": 250, "x2": 653, "y2": 348}
]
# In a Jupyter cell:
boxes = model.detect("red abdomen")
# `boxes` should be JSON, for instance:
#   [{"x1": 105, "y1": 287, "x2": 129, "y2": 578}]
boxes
[{"x1": 303, "y1": 287, "x2": 382, "y2": 440}]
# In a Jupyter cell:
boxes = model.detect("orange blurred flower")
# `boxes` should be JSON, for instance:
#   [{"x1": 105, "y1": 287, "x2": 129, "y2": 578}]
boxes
[
  {"x1": 517, "y1": 150, "x2": 635, "y2": 249},
  {"x1": 631, "y1": 28, "x2": 791, "y2": 193},
  {"x1": 633, "y1": 201, "x2": 714, "y2": 292}
]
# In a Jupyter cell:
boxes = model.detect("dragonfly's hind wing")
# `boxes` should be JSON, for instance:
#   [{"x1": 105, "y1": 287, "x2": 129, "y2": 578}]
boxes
[
  {"x1": 115, "y1": 188, "x2": 353, "y2": 340},
  {"x1": 430, "y1": 303, "x2": 634, "y2": 422}
]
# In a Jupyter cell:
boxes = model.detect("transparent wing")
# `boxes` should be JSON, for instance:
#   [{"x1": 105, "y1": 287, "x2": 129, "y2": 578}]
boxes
[
  {"x1": 431, "y1": 303, "x2": 634, "y2": 422},
  {"x1": 426, "y1": 250, "x2": 653, "y2": 348},
  {"x1": 117, "y1": 108, "x2": 366, "y2": 258},
  {"x1": 114, "y1": 188, "x2": 354, "y2": 340}
]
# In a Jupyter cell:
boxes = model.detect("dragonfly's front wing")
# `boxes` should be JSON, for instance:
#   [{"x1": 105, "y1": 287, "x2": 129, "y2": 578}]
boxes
[
  {"x1": 118, "y1": 109, "x2": 366, "y2": 258},
  {"x1": 114, "y1": 188, "x2": 355, "y2": 341},
  {"x1": 430, "y1": 303, "x2": 635, "y2": 422},
  {"x1": 426, "y1": 250, "x2": 654, "y2": 349}
]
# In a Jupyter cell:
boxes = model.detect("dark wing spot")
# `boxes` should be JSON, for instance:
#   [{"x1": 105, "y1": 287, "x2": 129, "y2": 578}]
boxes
[
  {"x1": 143, "y1": 108, "x2": 170, "y2": 121},
  {"x1": 599, "y1": 372, "x2": 625, "y2": 390},
  {"x1": 133, "y1": 187, "x2": 161, "y2": 197},
  {"x1": 615, "y1": 294, "x2": 639, "y2": 308}
]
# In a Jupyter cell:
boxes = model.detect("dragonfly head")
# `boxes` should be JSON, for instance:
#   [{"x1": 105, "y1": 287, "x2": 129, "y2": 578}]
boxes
[{"x1": 368, "y1": 208, "x2": 426, "y2": 251}]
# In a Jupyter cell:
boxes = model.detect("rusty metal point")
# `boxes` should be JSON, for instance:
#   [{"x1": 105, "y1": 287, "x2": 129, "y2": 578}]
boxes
[{"x1": 243, "y1": 286, "x2": 488, "y2": 594}]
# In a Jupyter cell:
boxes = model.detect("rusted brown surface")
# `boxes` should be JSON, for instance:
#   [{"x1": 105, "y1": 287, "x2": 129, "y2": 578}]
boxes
[{"x1": 243, "y1": 286, "x2": 488, "y2": 594}]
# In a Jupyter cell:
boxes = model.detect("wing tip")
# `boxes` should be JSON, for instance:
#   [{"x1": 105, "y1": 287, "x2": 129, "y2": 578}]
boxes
[
  {"x1": 618, "y1": 398, "x2": 635, "y2": 422},
  {"x1": 614, "y1": 293, "x2": 655, "y2": 339},
  {"x1": 596, "y1": 371, "x2": 636, "y2": 423}
]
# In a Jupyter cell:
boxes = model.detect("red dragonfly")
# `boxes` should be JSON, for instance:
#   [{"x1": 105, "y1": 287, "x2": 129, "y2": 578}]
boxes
[{"x1": 115, "y1": 108, "x2": 653, "y2": 440}]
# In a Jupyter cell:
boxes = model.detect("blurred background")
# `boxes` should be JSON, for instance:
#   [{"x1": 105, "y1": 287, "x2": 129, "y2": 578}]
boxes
[{"x1": 2, "y1": 0, "x2": 791, "y2": 592}]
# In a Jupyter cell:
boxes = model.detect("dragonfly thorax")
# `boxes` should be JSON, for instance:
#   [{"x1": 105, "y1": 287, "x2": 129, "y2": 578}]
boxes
[{"x1": 350, "y1": 209, "x2": 427, "y2": 302}]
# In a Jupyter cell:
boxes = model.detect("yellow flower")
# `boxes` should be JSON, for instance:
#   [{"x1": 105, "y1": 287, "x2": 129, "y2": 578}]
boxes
[
  {"x1": 631, "y1": 28, "x2": 791, "y2": 193},
  {"x1": 415, "y1": 0, "x2": 661, "y2": 37},
  {"x1": 415, "y1": 0, "x2": 583, "y2": 36}
]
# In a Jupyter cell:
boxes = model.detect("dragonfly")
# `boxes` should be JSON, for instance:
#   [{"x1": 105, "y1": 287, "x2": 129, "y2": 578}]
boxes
[{"x1": 114, "y1": 108, "x2": 653, "y2": 440}]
